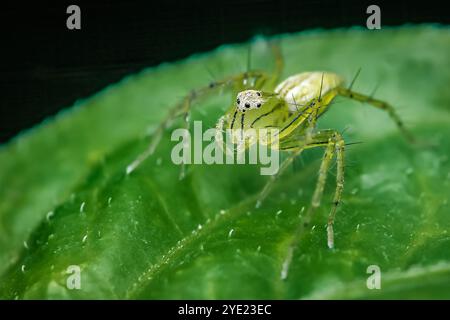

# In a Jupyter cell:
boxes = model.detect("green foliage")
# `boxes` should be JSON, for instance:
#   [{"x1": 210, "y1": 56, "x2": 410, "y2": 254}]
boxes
[{"x1": 1, "y1": 26, "x2": 450, "y2": 299}]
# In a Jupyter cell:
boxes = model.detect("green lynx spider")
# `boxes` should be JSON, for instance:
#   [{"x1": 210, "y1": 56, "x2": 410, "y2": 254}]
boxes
[{"x1": 126, "y1": 43, "x2": 414, "y2": 272}]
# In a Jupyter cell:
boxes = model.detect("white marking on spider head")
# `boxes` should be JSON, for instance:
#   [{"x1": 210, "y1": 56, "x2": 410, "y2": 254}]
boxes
[{"x1": 236, "y1": 90, "x2": 265, "y2": 112}]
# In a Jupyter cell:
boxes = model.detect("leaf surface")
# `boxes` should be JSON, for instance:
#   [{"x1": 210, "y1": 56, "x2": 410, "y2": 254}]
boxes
[{"x1": 1, "y1": 26, "x2": 450, "y2": 299}]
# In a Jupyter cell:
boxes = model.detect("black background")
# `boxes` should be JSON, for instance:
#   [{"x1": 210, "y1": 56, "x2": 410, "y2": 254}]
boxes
[{"x1": 0, "y1": 0, "x2": 448, "y2": 143}]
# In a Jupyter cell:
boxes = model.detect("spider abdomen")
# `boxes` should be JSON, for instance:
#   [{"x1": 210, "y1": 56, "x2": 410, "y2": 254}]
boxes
[{"x1": 275, "y1": 72, "x2": 344, "y2": 112}]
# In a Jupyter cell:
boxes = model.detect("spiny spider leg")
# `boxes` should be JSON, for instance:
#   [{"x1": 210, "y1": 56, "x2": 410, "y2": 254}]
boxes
[
  {"x1": 337, "y1": 87, "x2": 416, "y2": 143},
  {"x1": 255, "y1": 91, "x2": 323, "y2": 209},
  {"x1": 279, "y1": 129, "x2": 345, "y2": 280}
]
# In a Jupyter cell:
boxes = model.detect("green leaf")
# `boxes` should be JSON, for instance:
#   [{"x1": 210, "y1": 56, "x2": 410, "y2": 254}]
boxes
[{"x1": 1, "y1": 26, "x2": 450, "y2": 299}]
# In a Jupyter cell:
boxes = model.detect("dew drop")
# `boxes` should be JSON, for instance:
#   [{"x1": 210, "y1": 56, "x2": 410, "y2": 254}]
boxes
[
  {"x1": 82, "y1": 234, "x2": 88, "y2": 243},
  {"x1": 228, "y1": 229, "x2": 235, "y2": 238},
  {"x1": 197, "y1": 224, "x2": 202, "y2": 230},
  {"x1": 257, "y1": 245, "x2": 261, "y2": 252},
  {"x1": 299, "y1": 206, "x2": 305, "y2": 218},
  {"x1": 46, "y1": 211, "x2": 54, "y2": 222},
  {"x1": 351, "y1": 188, "x2": 359, "y2": 195},
  {"x1": 80, "y1": 201, "x2": 86, "y2": 213},
  {"x1": 23, "y1": 241, "x2": 29, "y2": 250},
  {"x1": 156, "y1": 157, "x2": 162, "y2": 166},
  {"x1": 21, "y1": 265, "x2": 26, "y2": 273},
  {"x1": 220, "y1": 209, "x2": 226, "y2": 215},
  {"x1": 108, "y1": 197, "x2": 112, "y2": 206},
  {"x1": 276, "y1": 210, "x2": 282, "y2": 216}
]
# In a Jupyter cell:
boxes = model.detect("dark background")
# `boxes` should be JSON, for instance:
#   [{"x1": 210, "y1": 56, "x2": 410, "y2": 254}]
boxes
[{"x1": 0, "y1": 0, "x2": 448, "y2": 143}]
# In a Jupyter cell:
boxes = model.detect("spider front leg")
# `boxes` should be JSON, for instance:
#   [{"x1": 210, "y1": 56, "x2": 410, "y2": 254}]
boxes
[
  {"x1": 268, "y1": 129, "x2": 345, "y2": 249},
  {"x1": 255, "y1": 103, "x2": 320, "y2": 209},
  {"x1": 214, "y1": 115, "x2": 235, "y2": 158},
  {"x1": 125, "y1": 71, "x2": 268, "y2": 176},
  {"x1": 276, "y1": 130, "x2": 345, "y2": 280},
  {"x1": 302, "y1": 130, "x2": 345, "y2": 250}
]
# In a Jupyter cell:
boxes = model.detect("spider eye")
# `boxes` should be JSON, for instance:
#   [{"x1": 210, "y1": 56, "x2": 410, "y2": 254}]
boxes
[
  {"x1": 237, "y1": 98, "x2": 240, "y2": 104},
  {"x1": 245, "y1": 103, "x2": 250, "y2": 108},
  {"x1": 256, "y1": 92, "x2": 261, "y2": 97},
  {"x1": 256, "y1": 103, "x2": 261, "y2": 108}
]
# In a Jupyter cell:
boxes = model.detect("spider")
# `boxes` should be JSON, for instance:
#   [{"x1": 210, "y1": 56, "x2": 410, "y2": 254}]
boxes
[{"x1": 125, "y1": 42, "x2": 414, "y2": 276}]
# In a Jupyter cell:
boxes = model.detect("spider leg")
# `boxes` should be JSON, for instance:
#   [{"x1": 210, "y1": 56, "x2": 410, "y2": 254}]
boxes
[
  {"x1": 274, "y1": 130, "x2": 345, "y2": 279},
  {"x1": 255, "y1": 96, "x2": 326, "y2": 209},
  {"x1": 337, "y1": 87, "x2": 416, "y2": 143},
  {"x1": 214, "y1": 114, "x2": 236, "y2": 160},
  {"x1": 303, "y1": 130, "x2": 345, "y2": 250}
]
